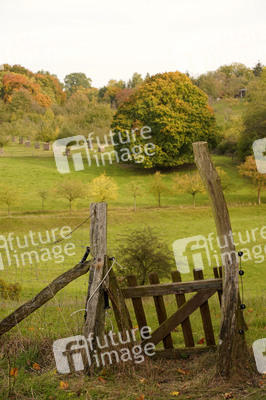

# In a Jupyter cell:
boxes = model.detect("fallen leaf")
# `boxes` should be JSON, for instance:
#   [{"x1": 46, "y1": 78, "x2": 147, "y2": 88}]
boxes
[
  {"x1": 32, "y1": 363, "x2": 41, "y2": 370},
  {"x1": 98, "y1": 376, "x2": 106, "y2": 383},
  {"x1": 248, "y1": 308, "x2": 254, "y2": 313},
  {"x1": 140, "y1": 378, "x2": 147, "y2": 384},
  {"x1": 177, "y1": 367, "x2": 189, "y2": 375},
  {"x1": 136, "y1": 395, "x2": 145, "y2": 400},
  {"x1": 224, "y1": 393, "x2": 234, "y2": 399},
  {"x1": 10, "y1": 367, "x2": 18, "y2": 377},
  {"x1": 171, "y1": 391, "x2": 180, "y2": 396},
  {"x1": 28, "y1": 327, "x2": 34, "y2": 331},
  {"x1": 59, "y1": 381, "x2": 69, "y2": 390},
  {"x1": 197, "y1": 338, "x2": 205, "y2": 344}
]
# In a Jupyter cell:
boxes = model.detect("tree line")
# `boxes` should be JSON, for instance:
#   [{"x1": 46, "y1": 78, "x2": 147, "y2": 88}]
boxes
[
  {"x1": 0, "y1": 62, "x2": 265, "y2": 176},
  {"x1": 1, "y1": 161, "x2": 264, "y2": 216}
]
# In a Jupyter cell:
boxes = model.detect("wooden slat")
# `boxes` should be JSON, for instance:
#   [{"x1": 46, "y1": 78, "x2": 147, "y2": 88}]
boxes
[
  {"x1": 152, "y1": 346, "x2": 217, "y2": 360},
  {"x1": 122, "y1": 278, "x2": 222, "y2": 298},
  {"x1": 171, "y1": 271, "x2": 194, "y2": 347},
  {"x1": 142, "y1": 289, "x2": 216, "y2": 347},
  {"x1": 149, "y1": 273, "x2": 173, "y2": 349},
  {"x1": 108, "y1": 267, "x2": 133, "y2": 333},
  {"x1": 193, "y1": 269, "x2": 215, "y2": 346},
  {"x1": 127, "y1": 275, "x2": 148, "y2": 331}
]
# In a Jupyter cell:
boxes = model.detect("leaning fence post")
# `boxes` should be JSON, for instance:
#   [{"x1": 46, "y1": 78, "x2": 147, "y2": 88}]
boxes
[
  {"x1": 192, "y1": 141, "x2": 250, "y2": 378},
  {"x1": 84, "y1": 202, "x2": 108, "y2": 368}
]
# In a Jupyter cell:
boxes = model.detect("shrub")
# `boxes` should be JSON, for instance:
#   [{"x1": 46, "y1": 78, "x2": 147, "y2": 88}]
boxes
[{"x1": 0, "y1": 278, "x2": 22, "y2": 300}]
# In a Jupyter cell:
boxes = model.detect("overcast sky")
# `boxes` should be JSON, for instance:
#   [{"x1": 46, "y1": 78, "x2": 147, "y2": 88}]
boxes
[{"x1": 0, "y1": 0, "x2": 265, "y2": 88}]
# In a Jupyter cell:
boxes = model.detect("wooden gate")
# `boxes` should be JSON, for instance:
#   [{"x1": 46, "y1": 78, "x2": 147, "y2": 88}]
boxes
[{"x1": 109, "y1": 266, "x2": 223, "y2": 359}]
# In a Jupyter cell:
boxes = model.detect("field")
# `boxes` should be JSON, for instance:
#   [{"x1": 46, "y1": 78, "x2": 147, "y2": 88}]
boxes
[{"x1": 0, "y1": 143, "x2": 265, "y2": 399}]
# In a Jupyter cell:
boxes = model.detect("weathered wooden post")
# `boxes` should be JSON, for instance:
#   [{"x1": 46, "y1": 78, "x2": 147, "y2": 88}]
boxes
[
  {"x1": 192, "y1": 142, "x2": 249, "y2": 378},
  {"x1": 84, "y1": 202, "x2": 108, "y2": 369}
]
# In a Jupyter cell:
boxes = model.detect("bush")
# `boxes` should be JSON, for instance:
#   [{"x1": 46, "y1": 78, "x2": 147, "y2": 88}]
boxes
[
  {"x1": 115, "y1": 226, "x2": 175, "y2": 285},
  {"x1": 0, "y1": 278, "x2": 22, "y2": 300}
]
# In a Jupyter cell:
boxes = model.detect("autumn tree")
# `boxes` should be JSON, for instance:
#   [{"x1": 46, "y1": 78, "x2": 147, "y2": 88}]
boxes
[
  {"x1": 111, "y1": 71, "x2": 218, "y2": 168},
  {"x1": 115, "y1": 226, "x2": 174, "y2": 284},
  {"x1": 55, "y1": 181, "x2": 88, "y2": 211},
  {"x1": 128, "y1": 181, "x2": 144, "y2": 211},
  {"x1": 216, "y1": 167, "x2": 233, "y2": 192},
  {"x1": 2, "y1": 73, "x2": 52, "y2": 107},
  {"x1": 172, "y1": 171, "x2": 205, "y2": 208},
  {"x1": 127, "y1": 72, "x2": 143, "y2": 88},
  {"x1": 64, "y1": 73, "x2": 92, "y2": 96},
  {"x1": 149, "y1": 171, "x2": 168, "y2": 207},
  {"x1": 91, "y1": 172, "x2": 118, "y2": 202},
  {"x1": 36, "y1": 109, "x2": 59, "y2": 143},
  {"x1": 0, "y1": 184, "x2": 21, "y2": 216},
  {"x1": 238, "y1": 156, "x2": 266, "y2": 204}
]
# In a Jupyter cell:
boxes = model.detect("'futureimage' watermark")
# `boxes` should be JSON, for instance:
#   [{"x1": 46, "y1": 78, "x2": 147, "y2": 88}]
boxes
[
  {"x1": 253, "y1": 138, "x2": 266, "y2": 174},
  {"x1": 53, "y1": 326, "x2": 155, "y2": 374},
  {"x1": 53, "y1": 126, "x2": 156, "y2": 174},
  {"x1": 0, "y1": 226, "x2": 76, "y2": 270},
  {"x1": 172, "y1": 226, "x2": 266, "y2": 273}
]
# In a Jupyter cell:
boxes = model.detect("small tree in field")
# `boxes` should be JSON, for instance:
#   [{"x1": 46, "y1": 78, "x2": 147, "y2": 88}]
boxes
[
  {"x1": 128, "y1": 181, "x2": 144, "y2": 211},
  {"x1": 91, "y1": 172, "x2": 118, "y2": 202},
  {"x1": 172, "y1": 171, "x2": 205, "y2": 208},
  {"x1": 238, "y1": 155, "x2": 266, "y2": 204},
  {"x1": 55, "y1": 181, "x2": 87, "y2": 210},
  {"x1": 116, "y1": 226, "x2": 174, "y2": 285},
  {"x1": 149, "y1": 171, "x2": 168, "y2": 207},
  {"x1": 216, "y1": 166, "x2": 233, "y2": 192},
  {"x1": 38, "y1": 189, "x2": 49, "y2": 212},
  {"x1": 0, "y1": 184, "x2": 21, "y2": 216}
]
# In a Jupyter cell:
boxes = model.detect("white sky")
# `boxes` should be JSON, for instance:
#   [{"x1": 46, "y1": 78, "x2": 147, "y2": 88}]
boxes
[{"x1": 0, "y1": 0, "x2": 265, "y2": 88}]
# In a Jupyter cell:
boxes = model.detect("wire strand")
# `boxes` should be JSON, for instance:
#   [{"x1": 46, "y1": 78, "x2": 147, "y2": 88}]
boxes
[{"x1": 53, "y1": 211, "x2": 95, "y2": 244}]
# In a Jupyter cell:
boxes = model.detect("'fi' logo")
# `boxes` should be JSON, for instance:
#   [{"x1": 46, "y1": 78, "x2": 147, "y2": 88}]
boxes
[
  {"x1": 53, "y1": 135, "x2": 91, "y2": 174},
  {"x1": 172, "y1": 235, "x2": 211, "y2": 273},
  {"x1": 53, "y1": 335, "x2": 91, "y2": 374}
]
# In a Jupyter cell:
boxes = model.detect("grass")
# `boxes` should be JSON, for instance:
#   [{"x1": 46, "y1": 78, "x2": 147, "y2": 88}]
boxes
[
  {"x1": 0, "y1": 147, "x2": 265, "y2": 399},
  {"x1": 209, "y1": 98, "x2": 246, "y2": 125}
]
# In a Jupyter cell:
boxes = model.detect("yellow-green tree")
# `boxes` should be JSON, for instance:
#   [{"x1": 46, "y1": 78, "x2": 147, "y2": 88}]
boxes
[
  {"x1": 0, "y1": 184, "x2": 21, "y2": 216},
  {"x1": 238, "y1": 156, "x2": 266, "y2": 204},
  {"x1": 112, "y1": 71, "x2": 218, "y2": 168},
  {"x1": 55, "y1": 181, "x2": 88, "y2": 211},
  {"x1": 172, "y1": 171, "x2": 205, "y2": 208},
  {"x1": 149, "y1": 171, "x2": 168, "y2": 207},
  {"x1": 91, "y1": 173, "x2": 118, "y2": 202},
  {"x1": 128, "y1": 181, "x2": 144, "y2": 211},
  {"x1": 216, "y1": 167, "x2": 233, "y2": 192}
]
